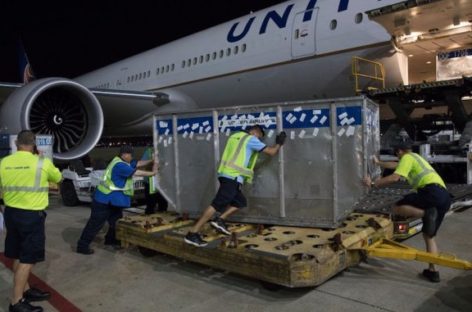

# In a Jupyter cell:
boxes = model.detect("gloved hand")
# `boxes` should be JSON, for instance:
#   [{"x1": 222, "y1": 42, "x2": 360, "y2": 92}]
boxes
[{"x1": 275, "y1": 131, "x2": 287, "y2": 145}]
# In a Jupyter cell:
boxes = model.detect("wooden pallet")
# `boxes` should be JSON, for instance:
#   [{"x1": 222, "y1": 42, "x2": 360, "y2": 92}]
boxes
[{"x1": 116, "y1": 212, "x2": 393, "y2": 288}]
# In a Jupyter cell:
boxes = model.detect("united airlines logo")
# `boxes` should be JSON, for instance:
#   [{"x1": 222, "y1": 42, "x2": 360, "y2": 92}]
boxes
[{"x1": 227, "y1": 0, "x2": 351, "y2": 43}]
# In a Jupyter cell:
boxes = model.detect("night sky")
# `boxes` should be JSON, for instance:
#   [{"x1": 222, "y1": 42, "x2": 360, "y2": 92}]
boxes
[{"x1": 0, "y1": 1, "x2": 286, "y2": 83}]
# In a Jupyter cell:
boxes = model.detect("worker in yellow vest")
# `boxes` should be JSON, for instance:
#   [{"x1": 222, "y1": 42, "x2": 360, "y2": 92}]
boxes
[
  {"x1": 364, "y1": 142, "x2": 451, "y2": 283},
  {"x1": 0, "y1": 130, "x2": 62, "y2": 312},
  {"x1": 140, "y1": 147, "x2": 168, "y2": 214},
  {"x1": 184, "y1": 125, "x2": 286, "y2": 247},
  {"x1": 76, "y1": 145, "x2": 157, "y2": 255}
]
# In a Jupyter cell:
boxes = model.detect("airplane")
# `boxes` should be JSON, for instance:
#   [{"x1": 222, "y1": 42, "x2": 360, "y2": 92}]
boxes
[{"x1": 1, "y1": 0, "x2": 471, "y2": 160}]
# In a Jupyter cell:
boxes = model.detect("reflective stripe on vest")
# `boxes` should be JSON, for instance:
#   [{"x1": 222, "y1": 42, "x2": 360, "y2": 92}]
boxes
[
  {"x1": 218, "y1": 132, "x2": 259, "y2": 183},
  {"x1": 1, "y1": 157, "x2": 48, "y2": 192},
  {"x1": 97, "y1": 157, "x2": 134, "y2": 195},
  {"x1": 409, "y1": 153, "x2": 435, "y2": 189},
  {"x1": 149, "y1": 176, "x2": 157, "y2": 194}
]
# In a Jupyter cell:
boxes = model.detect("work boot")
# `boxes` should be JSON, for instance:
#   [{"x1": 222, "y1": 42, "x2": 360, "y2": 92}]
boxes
[
  {"x1": 422, "y1": 208, "x2": 438, "y2": 237},
  {"x1": 184, "y1": 232, "x2": 208, "y2": 247},
  {"x1": 9, "y1": 298, "x2": 43, "y2": 312},
  {"x1": 210, "y1": 217, "x2": 231, "y2": 235},
  {"x1": 76, "y1": 247, "x2": 95, "y2": 255},
  {"x1": 422, "y1": 269, "x2": 440, "y2": 283},
  {"x1": 24, "y1": 287, "x2": 51, "y2": 302}
]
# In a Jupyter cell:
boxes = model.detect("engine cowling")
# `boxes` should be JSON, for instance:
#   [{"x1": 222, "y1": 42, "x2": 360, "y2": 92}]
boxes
[{"x1": 0, "y1": 78, "x2": 103, "y2": 160}]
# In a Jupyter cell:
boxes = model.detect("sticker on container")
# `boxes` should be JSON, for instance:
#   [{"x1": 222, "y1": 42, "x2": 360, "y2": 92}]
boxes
[
  {"x1": 338, "y1": 112, "x2": 348, "y2": 120},
  {"x1": 231, "y1": 114, "x2": 238, "y2": 120},
  {"x1": 159, "y1": 121, "x2": 168, "y2": 128},
  {"x1": 164, "y1": 129, "x2": 170, "y2": 136},
  {"x1": 347, "y1": 117, "x2": 355, "y2": 125},
  {"x1": 248, "y1": 114, "x2": 255, "y2": 119},
  {"x1": 320, "y1": 116, "x2": 327, "y2": 125},
  {"x1": 313, "y1": 128, "x2": 319, "y2": 137},
  {"x1": 337, "y1": 128, "x2": 346, "y2": 137},
  {"x1": 183, "y1": 131, "x2": 189, "y2": 139},
  {"x1": 183, "y1": 124, "x2": 190, "y2": 129},
  {"x1": 346, "y1": 126, "x2": 355, "y2": 137},
  {"x1": 300, "y1": 113, "x2": 306, "y2": 122},
  {"x1": 202, "y1": 120, "x2": 210, "y2": 126},
  {"x1": 285, "y1": 113, "x2": 294, "y2": 122},
  {"x1": 177, "y1": 125, "x2": 183, "y2": 131},
  {"x1": 290, "y1": 131, "x2": 295, "y2": 140},
  {"x1": 205, "y1": 126, "x2": 211, "y2": 133},
  {"x1": 168, "y1": 137, "x2": 173, "y2": 145},
  {"x1": 206, "y1": 133, "x2": 212, "y2": 141},
  {"x1": 189, "y1": 132, "x2": 194, "y2": 139},
  {"x1": 163, "y1": 140, "x2": 168, "y2": 147},
  {"x1": 293, "y1": 106, "x2": 302, "y2": 112},
  {"x1": 313, "y1": 110, "x2": 322, "y2": 115},
  {"x1": 158, "y1": 136, "x2": 163, "y2": 143},
  {"x1": 226, "y1": 128, "x2": 231, "y2": 136},
  {"x1": 268, "y1": 129, "x2": 274, "y2": 138},
  {"x1": 199, "y1": 127, "x2": 203, "y2": 134},
  {"x1": 289, "y1": 116, "x2": 297, "y2": 124},
  {"x1": 341, "y1": 118, "x2": 349, "y2": 126},
  {"x1": 192, "y1": 123, "x2": 199, "y2": 130},
  {"x1": 310, "y1": 115, "x2": 318, "y2": 124},
  {"x1": 298, "y1": 129, "x2": 306, "y2": 138}
]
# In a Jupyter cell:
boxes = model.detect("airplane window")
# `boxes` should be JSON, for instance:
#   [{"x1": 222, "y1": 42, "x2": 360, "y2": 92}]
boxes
[
  {"x1": 330, "y1": 19, "x2": 337, "y2": 30},
  {"x1": 212, "y1": 52, "x2": 217, "y2": 60},
  {"x1": 226, "y1": 48, "x2": 231, "y2": 56},
  {"x1": 139, "y1": 73, "x2": 142, "y2": 80},
  {"x1": 171, "y1": 64, "x2": 175, "y2": 71},
  {"x1": 127, "y1": 77, "x2": 130, "y2": 83},
  {"x1": 241, "y1": 44, "x2": 247, "y2": 53},
  {"x1": 182, "y1": 60, "x2": 186, "y2": 68},
  {"x1": 187, "y1": 59, "x2": 191, "y2": 67},
  {"x1": 147, "y1": 70, "x2": 150, "y2": 77},
  {"x1": 199, "y1": 55, "x2": 204, "y2": 63},
  {"x1": 219, "y1": 50, "x2": 224, "y2": 58},
  {"x1": 234, "y1": 46, "x2": 239, "y2": 54},
  {"x1": 206, "y1": 54, "x2": 210, "y2": 62},
  {"x1": 166, "y1": 65, "x2": 169, "y2": 72},
  {"x1": 193, "y1": 57, "x2": 197, "y2": 65},
  {"x1": 355, "y1": 13, "x2": 363, "y2": 24},
  {"x1": 161, "y1": 66, "x2": 165, "y2": 73},
  {"x1": 156, "y1": 68, "x2": 160, "y2": 75}
]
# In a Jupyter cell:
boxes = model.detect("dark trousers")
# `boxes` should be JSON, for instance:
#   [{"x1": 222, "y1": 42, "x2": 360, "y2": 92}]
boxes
[
  {"x1": 77, "y1": 200, "x2": 123, "y2": 250},
  {"x1": 144, "y1": 183, "x2": 168, "y2": 214}
]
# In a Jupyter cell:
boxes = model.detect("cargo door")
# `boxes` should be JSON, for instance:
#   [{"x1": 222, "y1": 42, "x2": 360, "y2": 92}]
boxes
[{"x1": 291, "y1": 9, "x2": 317, "y2": 59}]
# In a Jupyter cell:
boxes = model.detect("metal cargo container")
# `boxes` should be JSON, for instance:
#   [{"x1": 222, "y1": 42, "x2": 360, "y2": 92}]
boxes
[{"x1": 153, "y1": 97, "x2": 379, "y2": 228}]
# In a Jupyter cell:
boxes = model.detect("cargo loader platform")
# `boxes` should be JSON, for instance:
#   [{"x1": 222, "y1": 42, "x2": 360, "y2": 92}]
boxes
[{"x1": 116, "y1": 212, "x2": 471, "y2": 288}]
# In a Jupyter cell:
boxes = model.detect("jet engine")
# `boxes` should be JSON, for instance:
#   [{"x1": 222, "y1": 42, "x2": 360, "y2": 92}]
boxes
[{"x1": 0, "y1": 78, "x2": 103, "y2": 160}]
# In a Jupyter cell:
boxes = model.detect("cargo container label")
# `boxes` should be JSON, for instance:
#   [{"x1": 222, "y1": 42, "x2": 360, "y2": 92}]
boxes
[
  {"x1": 218, "y1": 112, "x2": 277, "y2": 135},
  {"x1": 156, "y1": 119, "x2": 173, "y2": 136},
  {"x1": 282, "y1": 108, "x2": 330, "y2": 129}
]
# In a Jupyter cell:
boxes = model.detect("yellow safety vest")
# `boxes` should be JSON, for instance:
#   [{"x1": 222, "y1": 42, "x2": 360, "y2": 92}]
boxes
[
  {"x1": 0, "y1": 151, "x2": 62, "y2": 210},
  {"x1": 97, "y1": 156, "x2": 134, "y2": 196},
  {"x1": 218, "y1": 132, "x2": 259, "y2": 184}
]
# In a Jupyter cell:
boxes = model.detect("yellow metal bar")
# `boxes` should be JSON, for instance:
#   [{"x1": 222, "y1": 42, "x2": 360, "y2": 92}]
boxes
[
  {"x1": 360, "y1": 239, "x2": 472, "y2": 270},
  {"x1": 351, "y1": 56, "x2": 385, "y2": 94}
]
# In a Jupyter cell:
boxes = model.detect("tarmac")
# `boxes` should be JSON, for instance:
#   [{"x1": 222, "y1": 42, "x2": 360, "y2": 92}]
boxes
[{"x1": 1, "y1": 195, "x2": 471, "y2": 312}]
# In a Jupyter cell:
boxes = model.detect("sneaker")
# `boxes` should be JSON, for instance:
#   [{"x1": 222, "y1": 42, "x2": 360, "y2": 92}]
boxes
[
  {"x1": 76, "y1": 247, "x2": 95, "y2": 255},
  {"x1": 422, "y1": 269, "x2": 440, "y2": 283},
  {"x1": 9, "y1": 298, "x2": 43, "y2": 312},
  {"x1": 422, "y1": 208, "x2": 438, "y2": 236},
  {"x1": 184, "y1": 232, "x2": 208, "y2": 247},
  {"x1": 24, "y1": 287, "x2": 51, "y2": 302},
  {"x1": 210, "y1": 218, "x2": 231, "y2": 235}
]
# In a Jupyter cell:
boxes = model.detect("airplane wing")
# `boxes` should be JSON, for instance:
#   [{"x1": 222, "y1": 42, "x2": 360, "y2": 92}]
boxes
[{"x1": 367, "y1": 0, "x2": 472, "y2": 54}]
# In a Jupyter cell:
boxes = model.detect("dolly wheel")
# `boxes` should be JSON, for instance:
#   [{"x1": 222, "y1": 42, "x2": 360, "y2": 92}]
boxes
[{"x1": 138, "y1": 246, "x2": 158, "y2": 257}]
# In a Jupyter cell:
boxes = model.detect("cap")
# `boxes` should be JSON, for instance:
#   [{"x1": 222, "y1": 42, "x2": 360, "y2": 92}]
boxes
[
  {"x1": 119, "y1": 145, "x2": 134, "y2": 155},
  {"x1": 392, "y1": 141, "x2": 412, "y2": 153},
  {"x1": 248, "y1": 124, "x2": 265, "y2": 137}
]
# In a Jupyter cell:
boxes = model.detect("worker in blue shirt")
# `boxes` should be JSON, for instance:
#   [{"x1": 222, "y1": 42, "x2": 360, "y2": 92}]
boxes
[{"x1": 76, "y1": 145, "x2": 157, "y2": 255}]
